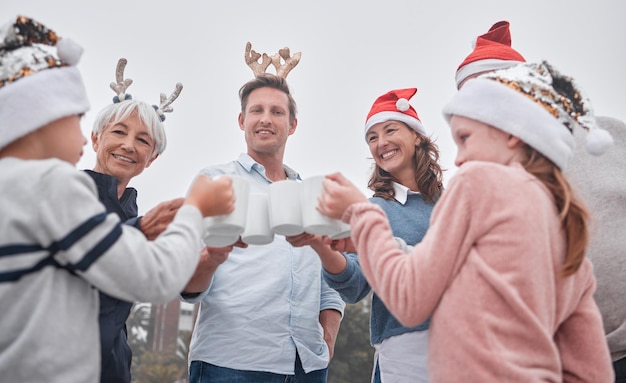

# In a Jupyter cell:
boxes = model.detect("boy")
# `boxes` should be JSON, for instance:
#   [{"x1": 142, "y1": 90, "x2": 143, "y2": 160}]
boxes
[{"x1": 0, "y1": 15, "x2": 234, "y2": 382}]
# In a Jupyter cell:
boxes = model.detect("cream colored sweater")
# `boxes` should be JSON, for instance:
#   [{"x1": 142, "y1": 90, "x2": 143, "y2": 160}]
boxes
[{"x1": 346, "y1": 161, "x2": 613, "y2": 382}]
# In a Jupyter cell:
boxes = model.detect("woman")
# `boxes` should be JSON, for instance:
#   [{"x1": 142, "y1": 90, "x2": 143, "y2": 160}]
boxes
[
  {"x1": 86, "y1": 58, "x2": 184, "y2": 383},
  {"x1": 289, "y1": 88, "x2": 443, "y2": 382}
]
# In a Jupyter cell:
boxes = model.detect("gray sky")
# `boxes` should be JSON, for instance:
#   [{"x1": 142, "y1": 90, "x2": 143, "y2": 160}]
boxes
[{"x1": 3, "y1": 0, "x2": 624, "y2": 213}]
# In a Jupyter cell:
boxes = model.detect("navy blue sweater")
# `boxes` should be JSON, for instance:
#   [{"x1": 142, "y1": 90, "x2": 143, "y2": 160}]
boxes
[{"x1": 85, "y1": 170, "x2": 139, "y2": 383}]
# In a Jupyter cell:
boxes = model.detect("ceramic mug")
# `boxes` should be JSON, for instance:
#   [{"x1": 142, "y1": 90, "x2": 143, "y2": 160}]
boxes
[
  {"x1": 300, "y1": 175, "x2": 344, "y2": 237},
  {"x1": 241, "y1": 192, "x2": 274, "y2": 245},
  {"x1": 202, "y1": 231, "x2": 239, "y2": 247},
  {"x1": 267, "y1": 179, "x2": 304, "y2": 236},
  {"x1": 203, "y1": 175, "x2": 250, "y2": 236},
  {"x1": 328, "y1": 221, "x2": 351, "y2": 240}
]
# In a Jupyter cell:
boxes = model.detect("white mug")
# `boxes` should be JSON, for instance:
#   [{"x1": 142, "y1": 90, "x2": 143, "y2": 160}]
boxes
[
  {"x1": 328, "y1": 221, "x2": 351, "y2": 240},
  {"x1": 301, "y1": 175, "x2": 344, "y2": 236},
  {"x1": 202, "y1": 230, "x2": 239, "y2": 247},
  {"x1": 241, "y1": 193, "x2": 274, "y2": 245},
  {"x1": 203, "y1": 175, "x2": 250, "y2": 236},
  {"x1": 267, "y1": 179, "x2": 304, "y2": 236}
]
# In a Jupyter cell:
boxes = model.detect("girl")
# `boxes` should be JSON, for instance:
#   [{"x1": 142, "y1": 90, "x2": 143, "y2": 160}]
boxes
[{"x1": 317, "y1": 61, "x2": 614, "y2": 382}]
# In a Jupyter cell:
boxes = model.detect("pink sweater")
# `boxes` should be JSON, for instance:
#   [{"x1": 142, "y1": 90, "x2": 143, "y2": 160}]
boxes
[{"x1": 347, "y1": 161, "x2": 613, "y2": 382}]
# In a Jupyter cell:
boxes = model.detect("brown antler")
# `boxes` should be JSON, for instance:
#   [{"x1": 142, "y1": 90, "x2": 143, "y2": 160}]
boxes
[
  {"x1": 271, "y1": 47, "x2": 301, "y2": 79},
  {"x1": 109, "y1": 58, "x2": 133, "y2": 101},
  {"x1": 245, "y1": 42, "x2": 271, "y2": 77},
  {"x1": 154, "y1": 82, "x2": 183, "y2": 121}
]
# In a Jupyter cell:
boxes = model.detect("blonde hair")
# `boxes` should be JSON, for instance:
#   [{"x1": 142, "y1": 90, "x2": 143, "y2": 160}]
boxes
[{"x1": 520, "y1": 146, "x2": 589, "y2": 277}]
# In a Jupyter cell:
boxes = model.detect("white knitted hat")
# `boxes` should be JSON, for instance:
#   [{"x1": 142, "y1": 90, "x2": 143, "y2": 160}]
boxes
[
  {"x1": 0, "y1": 15, "x2": 89, "y2": 149},
  {"x1": 443, "y1": 61, "x2": 613, "y2": 170}
]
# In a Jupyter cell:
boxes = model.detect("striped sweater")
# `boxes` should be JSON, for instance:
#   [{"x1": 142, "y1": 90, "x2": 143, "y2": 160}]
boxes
[{"x1": 0, "y1": 158, "x2": 203, "y2": 382}]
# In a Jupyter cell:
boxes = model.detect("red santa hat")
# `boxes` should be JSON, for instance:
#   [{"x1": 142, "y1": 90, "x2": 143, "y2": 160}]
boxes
[
  {"x1": 455, "y1": 21, "x2": 526, "y2": 88},
  {"x1": 364, "y1": 88, "x2": 425, "y2": 140}
]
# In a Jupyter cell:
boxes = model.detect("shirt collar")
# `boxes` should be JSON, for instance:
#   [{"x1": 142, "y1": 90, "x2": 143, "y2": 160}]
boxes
[
  {"x1": 236, "y1": 153, "x2": 301, "y2": 182},
  {"x1": 392, "y1": 181, "x2": 420, "y2": 204}
]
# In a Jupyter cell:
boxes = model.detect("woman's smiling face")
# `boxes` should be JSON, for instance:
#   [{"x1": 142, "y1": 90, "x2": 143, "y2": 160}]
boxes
[
  {"x1": 366, "y1": 120, "x2": 420, "y2": 176},
  {"x1": 91, "y1": 110, "x2": 158, "y2": 188}
]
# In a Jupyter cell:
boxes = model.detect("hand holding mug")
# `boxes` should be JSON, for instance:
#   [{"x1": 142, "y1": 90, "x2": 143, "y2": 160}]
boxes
[
  {"x1": 185, "y1": 175, "x2": 235, "y2": 218},
  {"x1": 317, "y1": 173, "x2": 368, "y2": 220}
]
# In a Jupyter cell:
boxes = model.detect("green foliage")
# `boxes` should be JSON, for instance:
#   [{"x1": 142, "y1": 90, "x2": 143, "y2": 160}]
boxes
[
  {"x1": 128, "y1": 300, "x2": 375, "y2": 383},
  {"x1": 131, "y1": 349, "x2": 187, "y2": 383},
  {"x1": 129, "y1": 308, "x2": 190, "y2": 383},
  {"x1": 328, "y1": 299, "x2": 375, "y2": 383}
]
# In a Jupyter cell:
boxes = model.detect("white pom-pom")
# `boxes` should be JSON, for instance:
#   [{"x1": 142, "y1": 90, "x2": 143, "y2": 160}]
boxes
[
  {"x1": 585, "y1": 128, "x2": 614, "y2": 156},
  {"x1": 56, "y1": 38, "x2": 83, "y2": 66},
  {"x1": 396, "y1": 98, "x2": 410, "y2": 112}
]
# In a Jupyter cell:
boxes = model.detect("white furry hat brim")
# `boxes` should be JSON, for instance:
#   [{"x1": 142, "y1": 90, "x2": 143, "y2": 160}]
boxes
[
  {"x1": 455, "y1": 59, "x2": 523, "y2": 89},
  {"x1": 0, "y1": 66, "x2": 90, "y2": 149},
  {"x1": 365, "y1": 111, "x2": 426, "y2": 138},
  {"x1": 442, "y1": 77, "x2": 574, "y2": 170}
]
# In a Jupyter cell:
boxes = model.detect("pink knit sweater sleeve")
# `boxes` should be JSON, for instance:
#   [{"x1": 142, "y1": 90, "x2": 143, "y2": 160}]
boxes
[{"x1": 346, "y1": 164, "x2": 477, "y2": 327}]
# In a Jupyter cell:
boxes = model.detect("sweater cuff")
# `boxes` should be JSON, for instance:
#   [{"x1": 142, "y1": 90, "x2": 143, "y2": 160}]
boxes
[{"x1": 343, "y1": 201, "x2": 383, "y2": 224}]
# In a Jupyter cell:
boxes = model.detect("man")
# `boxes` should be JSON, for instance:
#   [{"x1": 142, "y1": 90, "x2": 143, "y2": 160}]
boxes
[{"x1": 181, "y1": 69, "x2": 345, "y2": 382}]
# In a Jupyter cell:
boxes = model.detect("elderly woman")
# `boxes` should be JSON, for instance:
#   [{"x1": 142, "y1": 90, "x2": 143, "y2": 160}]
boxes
[{"x1": 84, "y1": 58, "x2": 184, "y2": 383}]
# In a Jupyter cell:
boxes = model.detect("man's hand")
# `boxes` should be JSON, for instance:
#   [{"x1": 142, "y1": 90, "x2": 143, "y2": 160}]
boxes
[
  {"x1": 319, "y1": 309, "x2": 342, "y2": 361},
  {"x1": 182, "y1": 239, "x2": 248, "y2": 295},
  {"x1": 285, "y1": 232, "x2": 322, "y2": 248}
]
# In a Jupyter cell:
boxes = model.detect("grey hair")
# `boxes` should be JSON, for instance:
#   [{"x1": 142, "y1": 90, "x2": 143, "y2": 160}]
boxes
[{"x1": 92, "y1": 99, "x2": 167, "y2": 155}]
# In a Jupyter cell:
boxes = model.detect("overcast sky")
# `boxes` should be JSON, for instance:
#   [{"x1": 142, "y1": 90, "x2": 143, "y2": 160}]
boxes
[{"x1": 3, "y1": 0, "x2": 624, "y2": 213}]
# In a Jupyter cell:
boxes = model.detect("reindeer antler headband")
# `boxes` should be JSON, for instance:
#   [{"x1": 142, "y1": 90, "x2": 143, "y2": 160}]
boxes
[
  {"x1": 245, "y1": 42, "x2": 301, "y2": 78},
  {"x1": 109, "y1": 58, "x2": 183, "y2": 122}
]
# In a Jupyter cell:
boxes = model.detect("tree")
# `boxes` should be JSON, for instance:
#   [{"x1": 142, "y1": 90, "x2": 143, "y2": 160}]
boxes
[
  {"x1": 328, "y1": 298, "x2": 375, "y2": 383},
  {"x1": 129, "y1": 313, "x2": 191, "y2": 383},
  {"x1": 127, "y1": 302, "x2": 151, "y2": 356},
  {"x1": 131, "y1": 349, "x2": 187, "y2": 383},
  {"x1": 127, "y1": 300, "x2": 376, "y2": 383}
]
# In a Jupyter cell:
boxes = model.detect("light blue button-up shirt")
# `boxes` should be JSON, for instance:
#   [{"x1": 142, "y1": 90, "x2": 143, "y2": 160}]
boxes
[{"x1": 183, "y1": 153, "x2": 345, "y2": 374}]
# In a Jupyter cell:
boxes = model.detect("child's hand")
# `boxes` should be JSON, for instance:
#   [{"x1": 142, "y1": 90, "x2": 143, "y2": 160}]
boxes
[
  {"x1": 317, "y1": 173, "x2": 368, "y2": 220},
  {"x1": 185, "y1": 175, "x2": 235, "y2": 217}
]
